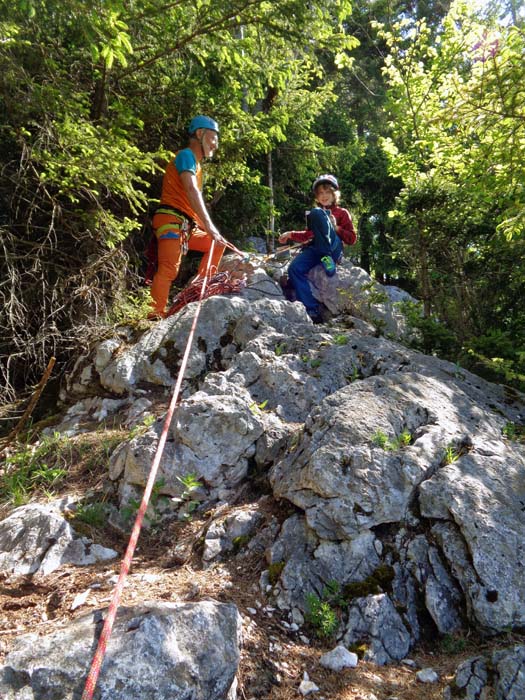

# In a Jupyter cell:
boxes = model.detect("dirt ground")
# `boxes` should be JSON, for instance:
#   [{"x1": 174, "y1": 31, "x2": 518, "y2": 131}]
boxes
[
  {"x1": 0, "y1": 426, "x2": 520, "y2": 699},
  {"x1": 1, "y1": 494, "x2": 517, "y2": 700}
]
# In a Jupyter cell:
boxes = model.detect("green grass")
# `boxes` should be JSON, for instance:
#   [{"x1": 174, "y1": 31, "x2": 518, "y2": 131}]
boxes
[{"x1": 1, "y1": 432, "x2": 71, "y2": 506}]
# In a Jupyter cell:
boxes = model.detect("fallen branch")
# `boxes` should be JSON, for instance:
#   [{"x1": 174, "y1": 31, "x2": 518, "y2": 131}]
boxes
[{"x1": 0, "y1": 356, "x2": 56, "y2": 454}]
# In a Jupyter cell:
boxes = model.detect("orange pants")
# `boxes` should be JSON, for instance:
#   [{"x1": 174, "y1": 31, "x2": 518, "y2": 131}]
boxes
[{"x1": 149, "y1": 227, "x2": 226, "y2": 316}]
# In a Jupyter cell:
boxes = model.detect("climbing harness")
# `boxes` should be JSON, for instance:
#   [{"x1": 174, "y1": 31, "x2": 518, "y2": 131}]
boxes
[{"x1": 81, "y1": 244, "x2": 219, "y2": 700}]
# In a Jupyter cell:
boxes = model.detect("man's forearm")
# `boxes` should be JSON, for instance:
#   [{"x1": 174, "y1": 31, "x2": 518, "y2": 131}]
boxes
[{"x1": 186, "y1": 187, "x2": 214, "y2": 232}]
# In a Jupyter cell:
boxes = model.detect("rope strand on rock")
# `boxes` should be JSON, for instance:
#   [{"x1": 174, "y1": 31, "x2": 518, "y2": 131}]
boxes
[{"x1": 80, "y1": 243, "x2": 218, "y2": 700}]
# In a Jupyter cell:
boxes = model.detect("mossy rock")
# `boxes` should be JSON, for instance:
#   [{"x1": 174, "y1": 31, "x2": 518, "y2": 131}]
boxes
[
  {"x1": 268, "y1": 561, "x2": 285, "y2": 585},
  {"x1": 232, "y1": 534, "x2": 251, "y2": 553},
  {"x1": 343, "y1": 564, "x2": 395, "y2": 601}
]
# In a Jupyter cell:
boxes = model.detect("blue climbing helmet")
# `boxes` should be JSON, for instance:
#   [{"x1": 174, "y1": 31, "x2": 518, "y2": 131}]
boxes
[
  {"x1": 188, "y1": 115, "x2": 219, "y2": 135},
  {"x1": 312, "y1": 174, "x2": 339, "y2": 192}
]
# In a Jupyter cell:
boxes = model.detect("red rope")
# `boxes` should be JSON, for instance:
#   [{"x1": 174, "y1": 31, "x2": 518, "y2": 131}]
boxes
[
  {"x1": 166, "y1": 270, "x2": 247, "y2": 317},
  {"x1": 81, "y1": 243, "x2": 218, "y2": 700}
]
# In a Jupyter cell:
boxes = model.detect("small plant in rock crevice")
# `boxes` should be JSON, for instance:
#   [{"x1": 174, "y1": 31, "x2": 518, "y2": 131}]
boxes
[
  {"x1": 128, "y1": 414, "x2": 156, "y2": 439},
  {"x1": 268, "y1": 561, "x2": 286, "y2": 585},
  {"x1": 249, "y1": 399, "x2": 269, "y2": 415},
  {"x1": 121, "y1": 477, "x2": 170, "y2": 526},
  {"x1": 502, "y1": 421, "x2": 525, "y2": 442},
  {"x1": 371, "y1": 429, "x2": 412, "y2": 451},
  {"x1": 443, "y1": 444, "x2": 460, "y2": 465},
  {"x1": 304, "y1": 580, "x2": 344, "y2": 639},
  {"x1": 439, "y1": 633, "x2": 469, "y2": 655},
  {"x1": 346, "y1": 364, "x2": 360, "y2": 383},
  {"x1": 73, "y1": 500, "x2": 111, "y2": 529},
  {"x1": 304, "y1": 592, "x2": 339, "y2": 639},
  {"x1": 171, "y1": 472, "x2": 203, "y2": 520}
]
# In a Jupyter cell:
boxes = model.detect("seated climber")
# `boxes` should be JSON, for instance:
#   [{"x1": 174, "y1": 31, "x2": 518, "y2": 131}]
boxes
[{"x1": 278, "y1": 174, "x2": 357, "y2": 323}]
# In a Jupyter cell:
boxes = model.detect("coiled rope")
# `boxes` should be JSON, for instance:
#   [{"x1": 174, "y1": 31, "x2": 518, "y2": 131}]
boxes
[{"x1": 166, "y1": 270, "x2": 247, "y2": 317}]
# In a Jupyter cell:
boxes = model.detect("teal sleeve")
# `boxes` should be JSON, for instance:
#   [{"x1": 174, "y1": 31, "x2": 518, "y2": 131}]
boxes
[{"x1": 174, "y1": 148, "x2": 197, "y2": 175}]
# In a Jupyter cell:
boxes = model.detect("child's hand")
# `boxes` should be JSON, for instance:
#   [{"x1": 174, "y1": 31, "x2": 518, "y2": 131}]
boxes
[{"x1": 279, "y1": 232, "x2": 291, "y2": 243}]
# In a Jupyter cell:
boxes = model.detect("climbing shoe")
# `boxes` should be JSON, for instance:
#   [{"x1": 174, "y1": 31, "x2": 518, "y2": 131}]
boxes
[{"x1": 307, "y1": 309, "x2": 324, "y2": 324}]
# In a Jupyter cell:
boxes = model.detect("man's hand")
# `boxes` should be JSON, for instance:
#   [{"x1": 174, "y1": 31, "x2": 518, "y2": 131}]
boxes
[
  {"x1": 279, "y1": 232, "x2": 291, "y2": 244},
  {"x1": 213, "y1": 232, "x2": 227, "y2": 245},
  {"x1": 208, "y1": 224, "x2": 226, "y2": 245}
]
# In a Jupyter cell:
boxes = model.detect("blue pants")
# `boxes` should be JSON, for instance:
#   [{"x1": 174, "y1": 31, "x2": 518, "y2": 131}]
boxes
[{"x1": 288, "y1": 209, "x2": 342, "y2": 315}]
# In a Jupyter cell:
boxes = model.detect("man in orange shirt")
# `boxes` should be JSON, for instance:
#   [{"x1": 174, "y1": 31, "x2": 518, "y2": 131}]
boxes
[{"x1": 149, "y1": 115, "x2": 227, "y2": 317}]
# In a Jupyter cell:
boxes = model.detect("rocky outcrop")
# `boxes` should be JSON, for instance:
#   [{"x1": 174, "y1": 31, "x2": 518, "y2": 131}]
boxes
[
  {"x1": 0, "y1": 601, "x2": 241, "y2": 700},
  {"x1": 445, "y1": 645, "x2": 525, "y2": 700},
  {"x1": 3, "y1": 256, "x2": 525, "y2": 677},
  {"x1": 64, "y1": 261, "x2": 525, "y2": 649},
  {"x1": 0, "y1": 502, "x2": 117, "y2": 576}
]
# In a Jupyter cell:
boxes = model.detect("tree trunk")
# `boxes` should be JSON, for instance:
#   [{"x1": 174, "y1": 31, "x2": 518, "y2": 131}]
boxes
[
  {"x1": 90, "y1": 62, "x2": 107, "y2": 122},
  {"x1": 267, "y1": 151, "x2": 275, "y2": 253},
  {"x1": 358, "y1": 213, "x2": 371, "y2": 273},
  {"x1": 417, "y1": 220, "x2": 432, "y2": 317}
]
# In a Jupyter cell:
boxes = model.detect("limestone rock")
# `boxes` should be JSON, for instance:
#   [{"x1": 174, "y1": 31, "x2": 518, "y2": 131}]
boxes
[
  {"x1": 342, "y1": 594, "x2": 412, "y2": 665},
  {"x1": 203, "y1": 508, "x2": 264, "y2": 562},
  {"x1": 0, "y1": 502, "x2": 117, "y2": 576},
  {"x1": 319, "y1": 645, "x2": 359, "y2": 671},
  {"x1": 0, "y1": 600, "x2": 241, "y2": 700},
  {"x1": 493, "y1": 644, "x2": 525, "y2": 700}
]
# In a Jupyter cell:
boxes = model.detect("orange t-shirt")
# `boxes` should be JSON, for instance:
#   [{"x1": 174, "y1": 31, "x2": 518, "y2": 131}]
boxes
[{"x1": 160, "y1": 147, "x2": 202, "y2": 221}]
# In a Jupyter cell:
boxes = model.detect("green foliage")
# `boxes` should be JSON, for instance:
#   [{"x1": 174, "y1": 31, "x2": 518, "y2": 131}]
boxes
[
  {"x1": 371, "y1": 429, "x2": 390, "y2": 450},
  {"x1": 2, "y1": 0, "x2": 525, "y2": 409},
  {"x1": 121, "y1": 477, "x2": 169, "y2": 526},
  {"x1": 171, "y1": 472, "x2": 203, "y2": 520},
  {"x1": 376, "y1": 4, "x2": 525, "y2": 376},
  {"x1": 439, "y1": 633, "x2": 468, "y2": 655},
  {"x1": 304, "y1": 579, "x2": 354, "y2": 638},
  {"x1": 371, "y1": 429, "x2": 412, "y2": 451},
  {"x1": 333, "y1": 334, "x2": 349, "y2": 346},
  {"x1": 343, "y1": 564, "x2": 395, "y2": 601},
  {"x1": 459, "y1": 347, "x2": 525, "y2": 392},
  {"x1": 232, "y1": 534, "x2": 251, "y2": 552},
  {"x1": 128, "y1": 414, "x2": 155, "y2": 440},
  {"x1": 346, "y1": 365, "x2": 360, "y2": 383},
  {"x1": 1, "y1": 432, "x2": 70, "y2": 505},
  {"x1": 0, "y1": 0, "x2": 360, "y2": 403},
  {"x1": 361, "y1": 281, "x2": 388, "y2": 306},
  {"x1": 502, "y1": 422, "x2": 525, "y2": 442},
  {"x1": 74, "y1": 500, "x2": 110, "y2": 528},
  {"x1": 443, "y1": 444, "x2": 460, "y2": 466},
  {"x1": 274, "y1": 342, "x2": 287, "y2": 356},
  {"x1": 249, "y1": 399, "x2": 269, "y2": 415},
  {"x1": 397, "y1": 301, "x2": 460, "y2": 359},
  {"x1": 304, "y1": 592, "x2": 339, "y2": 639}
]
